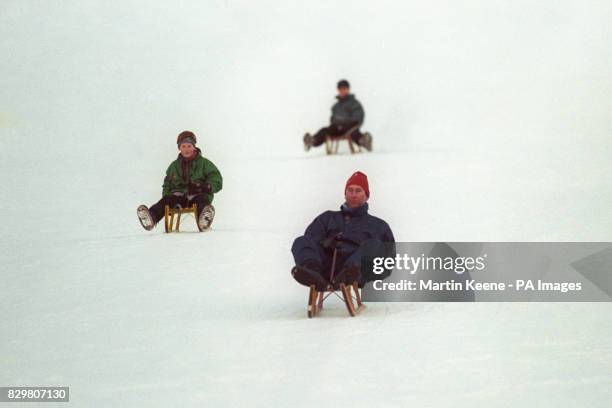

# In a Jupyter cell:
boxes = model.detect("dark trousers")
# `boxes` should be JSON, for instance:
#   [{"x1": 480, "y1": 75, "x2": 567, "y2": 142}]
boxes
[
  {"x1": 149, "y1": 194, "x2": 210, "y2": 223},
  {"x1": 291, "y1": 236, "x2": 386, "y2": 285},
  {"x1": 311, "y1": 124, "x2": 363, "y2": 147}
]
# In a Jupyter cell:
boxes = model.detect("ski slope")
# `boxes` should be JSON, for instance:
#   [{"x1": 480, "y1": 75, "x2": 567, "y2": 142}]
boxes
[{"x1": 1, "y1": 1, "x2": 611, "y2": 406}]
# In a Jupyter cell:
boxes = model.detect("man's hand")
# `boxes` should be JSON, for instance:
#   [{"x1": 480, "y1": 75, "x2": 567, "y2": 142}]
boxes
[
  {"x1": 189, "y1": 182, "x2": 212, "y2": 195},
  {"x1": 321, "y1": 232, "x2": 343, "y2": 249}
]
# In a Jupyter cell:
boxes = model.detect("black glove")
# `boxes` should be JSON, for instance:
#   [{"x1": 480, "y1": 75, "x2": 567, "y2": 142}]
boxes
[
  {"x1": 321, "y1": 232, "x2": 343, "y2": 249},
  {"x1": 188, "y1": 182, "x2": 201, "y2": 195},
  {"x1": 189, "y1": 182, "x2": 212, "y2": 195}
]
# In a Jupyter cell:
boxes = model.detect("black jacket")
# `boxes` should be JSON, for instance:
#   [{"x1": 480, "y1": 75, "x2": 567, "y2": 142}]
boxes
[{"x1": 330, "y1": 94, "x2": 365, "y2": 127}]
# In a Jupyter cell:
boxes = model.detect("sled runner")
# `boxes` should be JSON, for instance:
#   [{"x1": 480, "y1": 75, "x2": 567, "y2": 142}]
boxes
[
  {"x1": 306, "y1": 248, "x2": 364, "y2": 318},
  {"x1": 325, "y1": 125, "x2": 362, "y2": 155}
]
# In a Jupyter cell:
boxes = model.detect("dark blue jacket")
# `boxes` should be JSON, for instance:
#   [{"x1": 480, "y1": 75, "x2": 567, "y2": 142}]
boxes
[{"x1": 304, "y1": 203, "x2": 394, "y2": 255}]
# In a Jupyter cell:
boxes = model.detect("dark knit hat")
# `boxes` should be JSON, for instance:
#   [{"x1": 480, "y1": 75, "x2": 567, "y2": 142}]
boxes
[
  {"x1": 345, "y1": 171, "x2": 369, "y2": 197},
  {"x1": 177, "y1": 130, "x2": 197, "y2": 147},
  {"x1": 337, "y1": 79, "x2": 350, "y2": 89}
]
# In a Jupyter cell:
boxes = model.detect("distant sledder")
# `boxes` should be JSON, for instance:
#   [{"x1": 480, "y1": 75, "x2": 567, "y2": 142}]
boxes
[
  {"x1": 303, "y1": 79, "x2": 373, "y2": 154},
  {"x1": 137, "y1": 131, "x2": 223, "y2": 232},
  {"x1": 291, "y1": 172, "x2": 395, "y2": 317}
]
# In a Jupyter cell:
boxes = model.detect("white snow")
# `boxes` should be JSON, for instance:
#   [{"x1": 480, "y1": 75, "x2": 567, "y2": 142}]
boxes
[{"x1": 1, "y1": 1, "x2": 611, "y2": 406}]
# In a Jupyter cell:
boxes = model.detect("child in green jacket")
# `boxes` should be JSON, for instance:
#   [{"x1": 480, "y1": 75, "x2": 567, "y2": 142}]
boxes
[{"x1": 137, "y1": 131, "x2": 223, "y2": 231}]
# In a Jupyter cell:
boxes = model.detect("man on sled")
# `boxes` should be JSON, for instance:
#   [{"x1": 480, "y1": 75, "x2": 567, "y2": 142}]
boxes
[
  {"x1": 303, "y1": 80, "x2": 373, "y2": 153},
  {"x1": 291, "y1": 171, "x2": 394, "y2": 316}
]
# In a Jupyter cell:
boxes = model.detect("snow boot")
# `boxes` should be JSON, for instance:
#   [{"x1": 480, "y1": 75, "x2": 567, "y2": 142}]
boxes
[
  {"x1": 303, "y1": 133, "x2": 313, "y2": 151},
  {"x1": 360, "y1": 132, "x2": 373, "y2": 152},
  {"x1": 137, "y1": 205, "x2": 155, "y2": 231},
  {"x1": 333, "y1": 263, "x2": 361, "y2": 287},
  {"x1": 292, "y1": 260, "x2": 329, "y2": 291},
  {"x1": 197, "y1": 204, "x2": 215, "y2": 231}
]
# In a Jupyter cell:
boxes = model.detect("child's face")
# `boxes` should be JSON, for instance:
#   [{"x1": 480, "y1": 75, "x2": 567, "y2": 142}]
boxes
[
  {"x1": 179, "y1": 143, "x2": 195, "y2": 158},
  {"x1": 345, "y1": 185, "x2": 368, "y2": 208}
]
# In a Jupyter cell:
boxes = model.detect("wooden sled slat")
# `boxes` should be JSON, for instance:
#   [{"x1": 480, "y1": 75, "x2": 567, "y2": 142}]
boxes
[
  {"x1": 340, "y1": 283, "x2": 356, "y2": 316},
  {"x1": 306, "y1": 282, "x2": 363, "y2": 318},
  {"x1": 317, "y1": 291, "x2": 325, "y2": 311},
  {"x1": 308, "y1": 285, "x2": 318, "y2": 318},
  {"x1": 164, "y1": 204, "x2": 197, "y2": 233}
]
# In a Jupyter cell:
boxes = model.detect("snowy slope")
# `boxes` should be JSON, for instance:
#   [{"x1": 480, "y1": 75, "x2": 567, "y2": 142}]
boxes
[{"x1": 1, "y1": 1, "x2": 612, "y2": 407}]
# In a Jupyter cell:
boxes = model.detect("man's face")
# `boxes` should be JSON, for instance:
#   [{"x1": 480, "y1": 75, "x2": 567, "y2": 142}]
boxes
[
  {"x1": 337, "y1": 86, "x2": 350, "y2": 98},
  {"x1": 179, "y1": 143, "x2": 195, "y2": 158},
  {"x1": 345, "y1": 184, "x2": 368, "y2": 208}
]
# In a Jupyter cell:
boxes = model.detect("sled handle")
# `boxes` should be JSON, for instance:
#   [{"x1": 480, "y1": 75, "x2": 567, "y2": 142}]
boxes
[{"x1": 329, "y1": 248, "x2": 338, "y2": 283}]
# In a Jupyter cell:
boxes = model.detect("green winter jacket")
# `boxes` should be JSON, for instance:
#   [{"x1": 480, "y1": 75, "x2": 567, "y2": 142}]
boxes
[{"x1": 162, "y1": 149, "x2": 223, "y2": 203}]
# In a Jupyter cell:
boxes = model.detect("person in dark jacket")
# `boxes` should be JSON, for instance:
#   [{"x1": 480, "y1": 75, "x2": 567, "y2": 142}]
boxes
[
  {"x1": 291, "y1": 171, "x2": 394, "y2": 290},
  {"x1": 303, "y1": 80, "x2": 373, "y2": 152},
  {"x1": 137, "y1": 130, "x2": 223, "y2": 231}
]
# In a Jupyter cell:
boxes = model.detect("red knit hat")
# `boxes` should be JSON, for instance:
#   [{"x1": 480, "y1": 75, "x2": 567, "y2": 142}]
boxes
[{"x1": 345, "y1": 171, "x2": 370, "y2": 197}]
